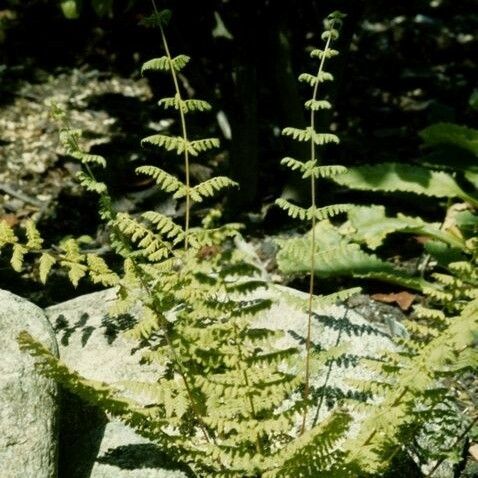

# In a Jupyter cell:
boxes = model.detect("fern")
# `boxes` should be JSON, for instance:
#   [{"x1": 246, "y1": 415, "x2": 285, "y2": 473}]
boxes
[{"x1": 275, "y1": 10, "x2": 350, "y2": 437}]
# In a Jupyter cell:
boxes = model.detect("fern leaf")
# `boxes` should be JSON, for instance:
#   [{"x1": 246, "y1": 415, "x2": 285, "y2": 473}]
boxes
[
  {"x1": 11, "y1": 244, "x2": 27, "y2": 272},
  {"x1": 298, "y1": 71, "x2": 334, "y2": 86},
  {"x1": 24, "y1": 220, "x2": 43, "y2": 249},
  {"x1": 0, "y1": 220, "x2": 18, "y2": 247},
  {"x1": 277, "y1": 242, "x2": 429, "y2": 291},
  {"x1": 305, "y1": 100, "x2": 332, "y2": 112},
  {"x1": 86, "y1": 254, "x2": 119, "y2": 286},
  {"x1": 282, "y1": 127, "x2": 312, "y2": 142},
  {"x1": 307, "y1": 204, "x2": 351, "y2": 221},
  {"x1": 39, "y1": 253, "x2": 56, "y2": 284},
  {"x1": 316, "y1": 165, "x2": 348, "y2": 178},
  {"x1": 171, "y1": 54, "x2": 190, "y2": 71},
  {"x1": 312, "y1": 131, "x2": 340, "y2": 145},
  {"x1": 159, "y1": 96, "x2": 211, "y2": 113},
  {"x1": 142, "y1": 211, "x2": 184, "y2": 241},
  {"x1": 76, "y1": 171, "x2": 107, "y2": 194},
  {"x1": 275, "y1": 198, "x2": 308, "y2": 220},
  {"x1": 135, "y1": 165, "x2": 183, "y2": 193},
  {"x1": 310, "y1": 48, "x2": 339, "y2": 59},
  {"x1": 190, "y1": 137, "x2": 220, "y2": 153},
  {"x1": 280, "y1": 156, "x2": 307, "y2": 173},
  {"x1": 141, "y1": 134, "x2": 195, "y2": 155},
  {"x1": 141, "y1": 56, "x2": 169, "y2": 73},
  {"x1": 184, "y1": 177, "x2": 237, "y2": 203},
  {"x1": 80, "y1": 153, "x2": 107, "y2": 168}
]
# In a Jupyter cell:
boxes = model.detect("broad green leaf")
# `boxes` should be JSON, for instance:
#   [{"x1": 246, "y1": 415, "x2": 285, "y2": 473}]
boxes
[
  {"x1": 347, "y1": 205, "x2": 465, "y2": 250},
  {"x1": 333, "y1": 163, "x2": 478, "y2": 206},
  {"x1": 277, "y1": 239, "x2": 428, "y2": 291},
  {"x1": 420, "y1": 123, "x2": 478, "y2": 156}
]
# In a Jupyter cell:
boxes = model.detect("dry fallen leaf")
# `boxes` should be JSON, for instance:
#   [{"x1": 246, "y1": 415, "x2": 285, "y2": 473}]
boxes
[{"x1": 371, "y1": 291, "x2": 416, "y2": 311}]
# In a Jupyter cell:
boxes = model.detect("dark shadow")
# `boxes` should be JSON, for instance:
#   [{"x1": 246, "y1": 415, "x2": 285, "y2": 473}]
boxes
[
  {"x1": 58, "y1": 390, "x2": 108, "y2": 478},
  {"x1": 53, "y1": 312, "x2": 137, "y2": 347},
  {"x1": 97, "y1": 444, "x2": 194, "y2": 476}
]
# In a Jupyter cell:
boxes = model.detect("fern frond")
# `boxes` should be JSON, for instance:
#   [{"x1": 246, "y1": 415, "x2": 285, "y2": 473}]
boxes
[
  {"x1": 305, "y1": 99, "x2": 332, "y2": 111},
  {"x1": 190, "y1": 137, "x2": 220, "y2": 153},
  {"x1": 0, "y1": 220, "x2": 18, "y2": 247},
  {"x1": 275, "y1": 198, "x2": 308, "y2": 220},
  {"x1": 141, "y1": 134, "x2": 194, "y2": 155},
  {"x1": 298, "y1": 72, "x2": 334, "y2": 86},
  {"x1": 159, "y1": 96, "x2": 212, "y2": 113},
  {"x1": 86, "y1": 254, "x2": 119, "y2": 286},
  {"x1": 76, "y1": 171, "x2": 107, "y2": 194},
  {"x1": 310, "y1": 48, "x2": 339, "y2": 59},
  {"x1": 24, "y1": 220, "x2": 43, "y2": 249},
  {"x1": 135, "y1": 165, "x2": 183, "y2": 193},
  {"x1": 11, "y1": 244, "x2": 27, "y2": 272},
  {"x1": 185, "y1": 177, "x2": 238, "y2": 203},
  {"x1": 307, "y1": 204, "x2": 351, "y2": 221},
  {"x1": 142, "y1": 211, "x2": 184, "y2": 242},
  {"x1": 74, "y1": 152, "x2": 107, "y2": 168},
  {"x1": 280, "y1": 156, "x2": 307, "y2": 172},
  {"x1": 282, "y1": 126, "x2": 312, "y2": 142},
  {"x1": 316, "y1": 165, "x2": 348, "y2": 178},
  {"x1": 142, "y1": 55, "x2": 190, "y2": 74},
  {"x1": 39, "y1": 253, "x2": 56, "y2": 284}
]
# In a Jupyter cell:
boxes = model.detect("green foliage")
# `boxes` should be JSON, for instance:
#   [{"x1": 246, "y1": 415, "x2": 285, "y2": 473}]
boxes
[
  {"x1": 4, "y1": 7, "x2": 477, "y2": 478},
  {"x1": 334, "y1": 162, "x2": 478, "y2": 206}
]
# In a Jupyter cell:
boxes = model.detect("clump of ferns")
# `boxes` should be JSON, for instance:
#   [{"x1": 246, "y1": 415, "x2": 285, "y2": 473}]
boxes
[{"x1": 4, "y1": 6, "x2": 478, "y2": 477}]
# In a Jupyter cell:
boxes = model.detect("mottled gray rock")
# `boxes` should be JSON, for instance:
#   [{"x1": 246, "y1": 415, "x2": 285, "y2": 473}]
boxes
[
  {"x1": 0, "y1": 289, "x2": 59, "y2": 478},
  {"x1": 46, "y1": 288, "x2": 186, "y2": 478}
]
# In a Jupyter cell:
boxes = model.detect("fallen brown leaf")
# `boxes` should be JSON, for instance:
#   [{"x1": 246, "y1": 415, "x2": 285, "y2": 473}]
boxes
[{"x1": 371, "y1": 291, "x2": 416, "y2": 311}]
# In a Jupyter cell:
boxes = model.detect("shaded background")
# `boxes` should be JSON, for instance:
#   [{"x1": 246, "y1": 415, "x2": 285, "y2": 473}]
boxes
[{"x1": 0, "y1": 0, "x2": 477, "y2": 303}]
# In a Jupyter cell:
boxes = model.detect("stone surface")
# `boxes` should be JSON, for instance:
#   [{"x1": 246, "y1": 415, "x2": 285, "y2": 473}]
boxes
[
  {"x1": 0, "y1": 289, "x2": 59, "y2": 478},
  {"x1": 46, "y1": 288, "x2": 187, "y2": 478},
  {"x1": 45, "y1": 285, "x2": 398, "y2": 477}
]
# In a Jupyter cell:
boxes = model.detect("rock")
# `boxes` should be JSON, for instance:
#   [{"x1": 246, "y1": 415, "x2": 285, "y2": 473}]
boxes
[
  {"x1": 46, "y1": 288, "x2": 187, "y2": 478},
  {"x1": 46, "y1": 285, "x2": 398, "y2": 477},
  {"x1": 0, "y1": 289, "x2": 59, "y2": 478}
]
